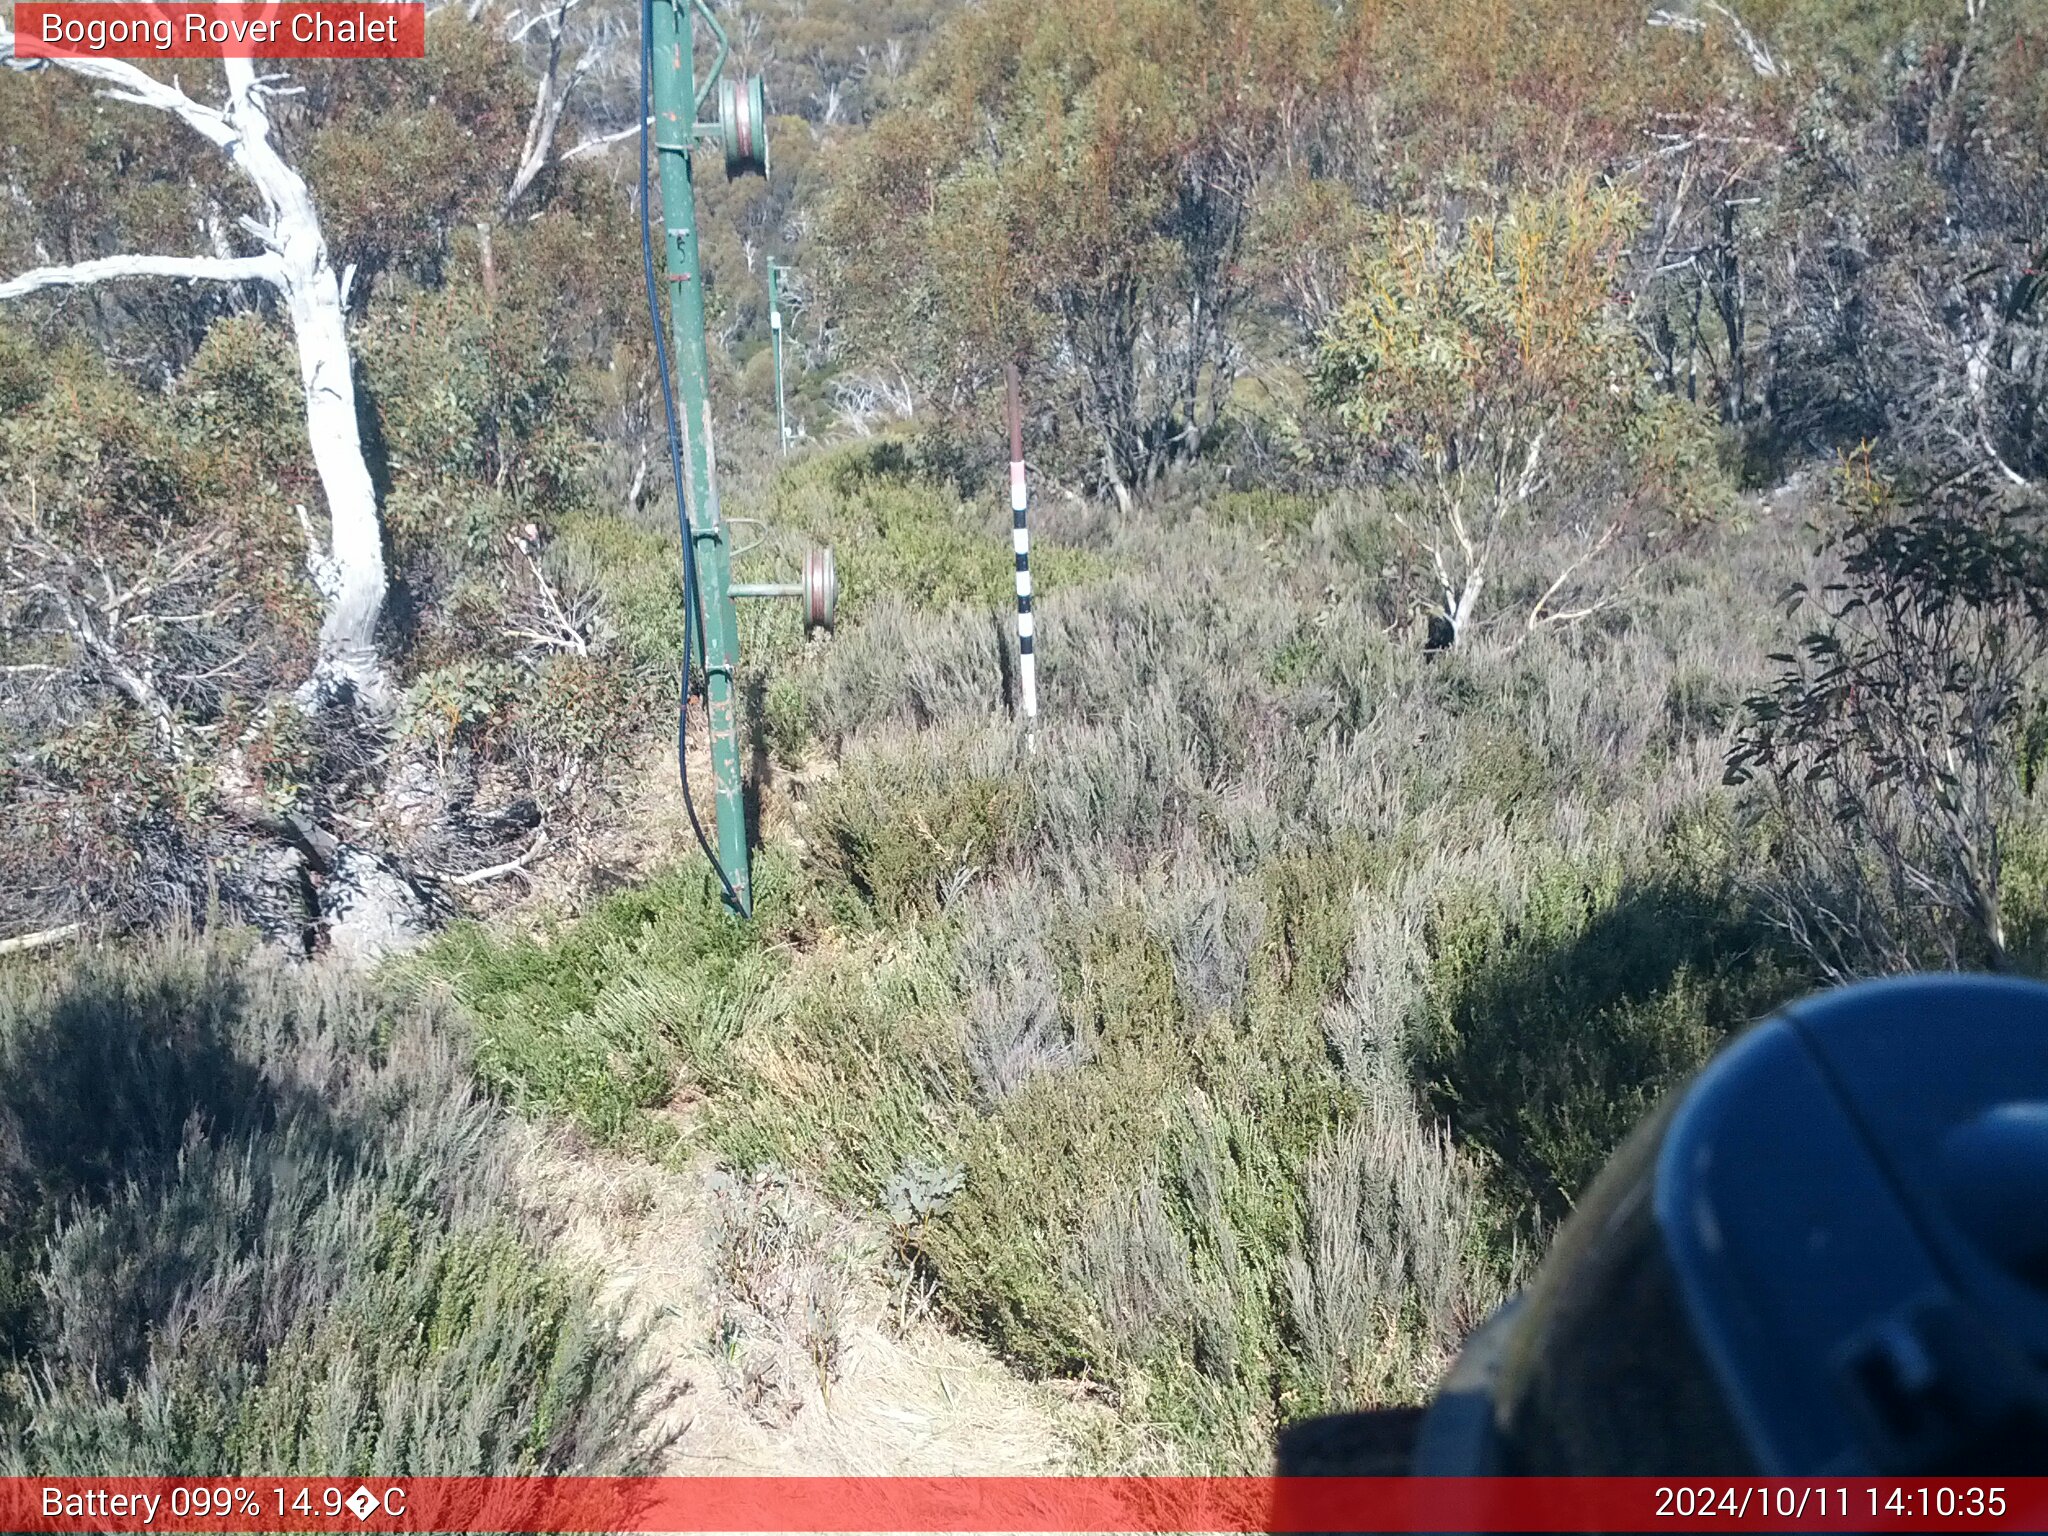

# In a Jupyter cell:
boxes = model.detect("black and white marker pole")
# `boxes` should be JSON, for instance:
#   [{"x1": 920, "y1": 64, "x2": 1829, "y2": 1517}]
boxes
[{"x1": 1006, "y1": 364, "x2": 1038, "y2": 745}]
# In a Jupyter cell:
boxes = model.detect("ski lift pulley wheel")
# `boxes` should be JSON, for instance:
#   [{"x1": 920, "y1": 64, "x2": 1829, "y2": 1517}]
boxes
[
  {"x1": 719, "y1": 74, "x2": 770, "y2": 178},
  {"x1": 803, "y1": 546, "x2": 837, "y2": 636}
]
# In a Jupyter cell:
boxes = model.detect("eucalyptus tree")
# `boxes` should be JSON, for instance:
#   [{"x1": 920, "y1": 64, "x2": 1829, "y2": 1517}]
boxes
[{"x1": 0, "y1": 36, "x2": 389, "y2": 709}]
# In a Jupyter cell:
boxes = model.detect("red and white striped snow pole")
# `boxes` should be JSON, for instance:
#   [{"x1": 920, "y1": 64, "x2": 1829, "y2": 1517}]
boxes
[{"x1": 1005, "y1": 364, "x2": 1038, "y2": 743}]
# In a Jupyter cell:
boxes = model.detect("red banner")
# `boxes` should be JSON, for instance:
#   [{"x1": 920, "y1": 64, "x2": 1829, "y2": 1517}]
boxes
[
  {"x1": 1, "y1": 1477, "x2": 2044, "y2": 1532},
  {"x1": 14, "y1": 3, "x2": 425, "y2": 58}
]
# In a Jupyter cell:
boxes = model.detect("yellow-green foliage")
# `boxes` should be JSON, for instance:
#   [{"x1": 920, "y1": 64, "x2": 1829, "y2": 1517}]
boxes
[
  {"x1": 761, "y1": 442, "x2": 1112, "y2": 627},
  {"x1": 807, "y1": 738, "x2": 1032, "y2": 922},
  {"x1": 358, "y1": 218, "x2": 630, "y2": 508},
  {"x1": 1315, "y1": 183, "x2": 1724, "y2": 521},
  {"x1": 2004, "y1": 826, "x2": 2048, "y2": 976},
  {"x1": 296, "y1": 14, "x2": 542, "y2": 281},
  {"x1": 415, "y1": 860, "x2": 780, "y2": 1153},
  {"x1": 822, "y1": 0, "x2": 1336, "y2": 492},
  {"x1": 547, "y1": 511, "x2": 687, "y2": 673}
]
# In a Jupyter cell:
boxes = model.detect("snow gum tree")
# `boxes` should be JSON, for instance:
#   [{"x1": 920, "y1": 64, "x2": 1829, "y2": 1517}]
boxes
[
  {"x1": 0, "y1": 36, "x2": 388, "y2": 709},
  {"x1": 1313, "y1": 182, "x2": 1722, "y2": 647}
]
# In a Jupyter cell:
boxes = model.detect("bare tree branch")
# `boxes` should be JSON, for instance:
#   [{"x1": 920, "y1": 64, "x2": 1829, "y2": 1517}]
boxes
[
  {"x1": 0, "y1": 31, "x2": 241, "y2": 145},
  {"x1": 1647, "y1": 2, "x2": 1779, "y2": 78},
  {"x1": 561, "y1": 118, "x2": 648, "y2": 160},
  {"x1": 0, "y1": 922, "x2": 82, "y2": 956},
  {"x1": 0, "y1": 252, "x2": 286, "y2": 301},
  {"x1": 505, "y1": 0, "x2": 595, "y2": 212},
  {"x1": 503, "y1": 530, "x2": 594, "y2": 655},
  {"x1": 437, "y1": 828, "x2": 549, "y2": 886},
  {"x1": 0, "y1": 30, "x2": 390, "y2": 709}
]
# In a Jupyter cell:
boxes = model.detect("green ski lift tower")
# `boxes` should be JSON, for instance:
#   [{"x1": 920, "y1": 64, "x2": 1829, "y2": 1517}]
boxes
[{"x1": 646, "y1": 0, "x2": 833, "y2": 916}]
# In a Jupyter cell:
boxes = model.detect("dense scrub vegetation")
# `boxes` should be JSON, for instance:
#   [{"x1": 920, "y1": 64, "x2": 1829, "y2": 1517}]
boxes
[
  {"x1": 3, "y1": 0, "x2": 2046, "y2": 1477},
  {"x1": 429, "y1": 435, "x2": 2048, "y2": 1465},
  {"x1": 0, "y1": 936, "x2": 656, "y2": 1471}
]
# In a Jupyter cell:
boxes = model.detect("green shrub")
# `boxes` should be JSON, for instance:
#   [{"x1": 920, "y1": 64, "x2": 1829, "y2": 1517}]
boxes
[
  {"x1": 807, "y1": 738, "x2": 1031, "y2": 921},
  {"x1": 0, "y1": 337, "x2": 316, "y2": 934},
  {"x1": 0, "y1": 324, "x2": 49, "y2": 416},
  {"x1": 1214, "y1": 489, "x2": 1317, "y2": 538},
  {"x1": 546, "y1": 512, "x2": 686, "y2": 675},
  {"x1": 176, "y1": 315, "x2": 302, "y2": 468},
  {"x1": 1660, "y1": 669, "x2": 1739, "y2": 746},
  {"x1": 413, "y1": 863, "x2": 771, "y2": 1151},
  {"x1": 935, "y1": 1056, "x2": 1186, "y2": 1382},
  {"x1": 356, "y1": 217, "x2": 620, "y2": 509},
  {"x1": 706, "y1": 932, "x2": 971, "y2": 1193},
  {"x1": 1254, "y1": 840, "x2": 1388, "y2": 1017},
  {"x1": 764, "y1": 443, "x2": 1113, "y2": 627},
  {"x1": 2001, "y1": 820, "x2": 2048, "y2": 977},
  {"x1": 1051, "y1": 903, "x2": 1185, "y2": 1055},
  {"x1": 760, "y1": 672, "x2": 816, "y2": 768},
  {"x1": 398, "y1": 659, "x2": 521, "y2": 766},
  {"x1": 409, "y1": 482, "x2": 1831, "y2": 1472},
  {"x1": 1447, "y1": 725, "x2": 1559, "y2": 817}
]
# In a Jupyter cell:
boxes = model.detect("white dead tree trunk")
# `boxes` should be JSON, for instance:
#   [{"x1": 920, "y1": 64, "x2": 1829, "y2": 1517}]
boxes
[
  {"x1": 1647, "y1": 2, "x2": 1781, "y2": 78},
  {"x1": 1401, "y1": 422, "x2": 1551, "y2": 647},
  {"x1": 504, "y1": 0, "x2": 594, "y2": 213},
  {"x1": 0, "y1": 36, "x2": 389, "y2": 711}
]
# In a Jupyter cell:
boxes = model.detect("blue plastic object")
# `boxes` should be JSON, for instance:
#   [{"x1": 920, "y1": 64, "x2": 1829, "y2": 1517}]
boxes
[
  {"x1": 1658, "y1": 976, "x2": 2048, "y2": 1472},
  {"x1": 1410, "y1": 974, "x2": 2048, "y2": 1475}
]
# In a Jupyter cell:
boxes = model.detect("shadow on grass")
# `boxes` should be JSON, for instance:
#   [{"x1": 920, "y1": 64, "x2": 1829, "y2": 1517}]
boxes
[
  {"x1": 0, "y1": 952, "x2": 360, "y2": 1377},
  {"x1": 1417, "y1": 875, "x2": 1806, "y2": 1229},
  {"x1": 0, "y1": 938, "x2": 659, "y2": 1475}
]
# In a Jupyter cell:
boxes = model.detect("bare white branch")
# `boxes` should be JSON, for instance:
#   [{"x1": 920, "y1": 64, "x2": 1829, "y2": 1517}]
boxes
[
  {"x1": 439, "y1": 828, "x2": 549, "y2": 886},
  {"x1": 0, "y1": 252, "x2": 285, "y2": 301},
  {"x1": 0, "y1": 29, "x2": 241, "y2": 145},
  {"x1": 506, "y1": 5, "x2": 596, "y2": 212},
  {"x1": 561, "y1": 118, "x2": 649, "y2": 160},
  {"x1": 0, "y1": 922, "x2": 82, "y2": 956},
  {"x1": 1648, "y1": 2, "x2": 1779, "y2": 78},
  {"x1": 504, "y1": 533, "x2": 595, "y2": 655},
  {"x1": 510, "y1": 0, "x2": 578, "y2": 42},
  {"x1": 0, "y1": 30, "x2": 390, "y2": 708}
]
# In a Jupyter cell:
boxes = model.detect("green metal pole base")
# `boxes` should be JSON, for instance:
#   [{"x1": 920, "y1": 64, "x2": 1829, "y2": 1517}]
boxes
[{"x1": 651, "y1": 0, "x2": 750, "y2": 915}]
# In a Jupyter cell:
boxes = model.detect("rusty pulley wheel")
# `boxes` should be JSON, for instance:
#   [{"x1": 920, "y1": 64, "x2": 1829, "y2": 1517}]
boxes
[
  {"x1": 719, "y1": 73, "x2": 769, "y2": 179},
  {"x1": 802, "y1": 546, "x2": 836, "y2": 636}
]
